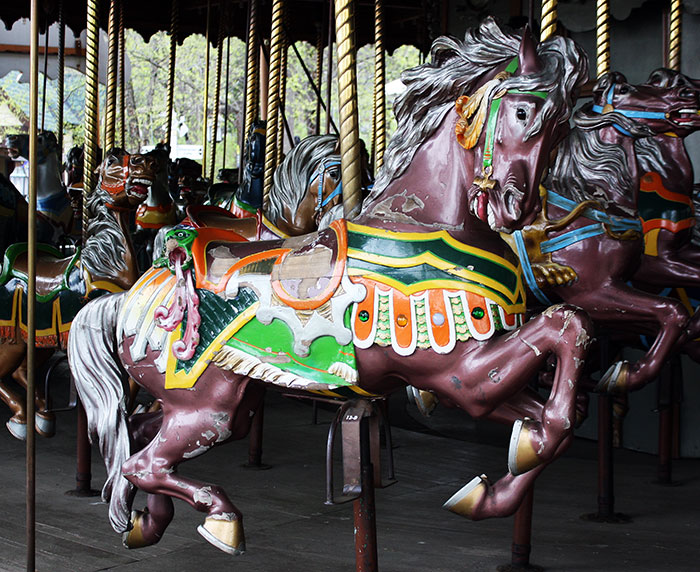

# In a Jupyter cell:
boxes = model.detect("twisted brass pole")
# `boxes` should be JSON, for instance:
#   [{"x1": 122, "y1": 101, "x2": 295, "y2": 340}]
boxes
[
  {"x1": 104, "y1": 0, "x2": 119, "y2": 152},
  {"x1": 57, "y1": 0, "x2": 65, "y2": 154},
  {"x1": 223, "y1": 36, "x2": 230, "y2": 168},
  {"x1": 325, "y1": 0, "x2": 333, "y2": 134},
  {"x1": 595, "y1": 0, "x2": 610, "y2": 77},
  {"x1": 202, "y1": 0, "x2": 211, "y2": 177},
  {"x1": 276, "y1": 26, "x2": 288, "y2": 166},
  {"x1": 210, "y1": 20, "x2": 224, "y2": 180},
  {"x1": 119, "y1": 0, "x2": 125, "y2": 148},
  {"x1": 83, "y1": 0, "x2": 100, "y2": 212},
  {"x1": 315, "y1": 24, "x2": 324, "y2": 135},
  {"x1": 166, "y1": 0, "x2": 178, "y2": 147},
  {"x1": 244, "y1": 0, "x2": 259, "y2": 149},
  {"x1": 540, "y1": 0, "x2": 558, "y2": 42},
  {"x1": 668, "y1": 0, "x2": 682, "y2": 71},
  {"x1": 335, "y1": 0, "x2": 362, "y2": 216},
  {"x1": 27, "y1": 2, "x2": 39, "y2": 568},
  {"x1": 41, "y1": 23, "x2": 48, "y2": 132},
  {"x1": 372, "y1": 0, "x2": 386, "y2": 173},
  {"x1": 263, "y1": 0, "x2": 284, "y2": 206}
]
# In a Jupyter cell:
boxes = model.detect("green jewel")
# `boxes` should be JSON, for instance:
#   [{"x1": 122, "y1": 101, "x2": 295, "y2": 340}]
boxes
[
  {"x1": 359, "y1": 310, "x2": 370, "y2": 322},
  {"x1": 471, "y1": 307, "x2": 485, "y2": 320}
]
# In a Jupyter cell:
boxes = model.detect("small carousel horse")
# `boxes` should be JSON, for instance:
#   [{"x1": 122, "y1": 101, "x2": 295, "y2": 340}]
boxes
[
  {"x1": 173, "y1": 158, "x2": 208, "y2": 219},
  {"x1": 0, "y1": 148, "x2": 157, "y2": 439},
  {"x1": 69, "y1": 20, "x2": 590, "y2": 556},
  {"x1": 5, "y1": 131, "x2": 74, "y2": 243},
  {"x1": 506, "y1": 71, "x2": 700, "y2": 394}
]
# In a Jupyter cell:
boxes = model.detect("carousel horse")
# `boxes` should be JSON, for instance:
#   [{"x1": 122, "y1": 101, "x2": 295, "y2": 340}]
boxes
[
  {"x1": 69, "y1": 20, "x2": 590, "y2": 555},
  {"x1": 173, "y1": 158, "x2": 208, "y2": 219},
  {"x1": 0, "y1": 148, "x2": 157, "y2": 440},
  {"x1": 0, "y1": 145, "x2": 24, "y2": 258},
  {"x1": 230, "y1": 119, "x2": 266, "y2": 218},
  {"x1": 5, "y1": 131, "x2": 74, "y2": 243},
  {"x1": 64, "y1": 144, "x2": 104, "y2": 240},
  {"x1": 505, "y1": 71, "x2": 699, "y2": 394},
  {"x1": 205, "y1": 169, "x2": 239, "y2": 212}
]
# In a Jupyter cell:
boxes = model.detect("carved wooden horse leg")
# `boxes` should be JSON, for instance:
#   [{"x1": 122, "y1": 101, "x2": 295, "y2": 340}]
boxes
[
  {"x1": 0, "y1": 342, "x2": 29, "y2": 438},
  {"x1": 10, "y1": 350, "x2": 56, "y2": 436},
  {"x1": 437, "y1": 304, "x2": 591, "y2": 520}
]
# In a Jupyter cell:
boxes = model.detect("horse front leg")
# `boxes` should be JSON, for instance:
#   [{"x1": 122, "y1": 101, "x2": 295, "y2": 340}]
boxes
[
  {"x1": 0, "y1": 342, "x2": 29, "y2": 439},
  {"x1": 433, "y1": 304, "x2": 592, "y2": 520}
]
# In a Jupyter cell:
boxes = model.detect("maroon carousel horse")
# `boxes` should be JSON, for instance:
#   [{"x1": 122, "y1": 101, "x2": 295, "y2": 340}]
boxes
[
  {"x1": 506, "y1": 71, "x2": 699, "y2": 395},
  {"x1": 0, "y1": 149, "x2": 156, "y2": 439},
  {"x1": 69, "y1": 20, "x2": 590, "y2": 556}
]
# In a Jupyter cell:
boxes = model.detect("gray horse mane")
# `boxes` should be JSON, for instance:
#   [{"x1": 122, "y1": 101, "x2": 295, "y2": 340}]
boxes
[
  {"x1": 80, "y1": 188, "x2": 128, "y2": 280},
  {"x1": 367, "y1": 17, "x2": 589, "y2": 202},
  {"x1": 267, "y1": 134, "x2": 339, "y2": 223},
  {"x1": 549, "y1": 105, "x2": 667, "y2": 206}
]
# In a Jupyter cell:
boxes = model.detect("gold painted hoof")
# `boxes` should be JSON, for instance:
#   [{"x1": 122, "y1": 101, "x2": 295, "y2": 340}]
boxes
[
  {"x1": 122, "y1": 510, "x2": 154, "y2": 549},
  {"x1": 508, "y1": 418, "x2": 541, "y2": 476},
  {"x1": 407, "y1": 386, "x2": 439, "y2": 417},
  {"x1": 197, "y1": 515, "x2": 246, "y2": 555},
  {"x1": 442, "y1": 475, "x2": 488, "y2": 519},
  {"x1": 596, "y1": 361, "x2": 630, "y2": 395}
]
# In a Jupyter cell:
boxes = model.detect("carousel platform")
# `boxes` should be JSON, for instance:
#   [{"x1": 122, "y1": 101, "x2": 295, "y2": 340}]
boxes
[{"x1": 0, "y1": 355, "x2": 698, "y2": 572}]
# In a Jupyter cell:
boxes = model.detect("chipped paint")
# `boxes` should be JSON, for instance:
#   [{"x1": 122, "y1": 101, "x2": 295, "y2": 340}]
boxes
[
  {"x1": 558, "y1": 310, "x2": 575, "y2": 336},
  {"x1": 209, "y1": 512, "x2": 237, "y2": 521},
  {"x1": 183, "y1": 444, "x2": 210, "y2": 459},
  {"x1": 575, "y1": 329, "x2": 591, "y2": 348},
  {"x1": 520, "y1": 337, "x2": 542, "y2": 356},
  {"x1": 567, "y1": 378, "x2": 574, "y2": 389},
  {"x1": 202, "y1": 430, "x2": 215, "y2": 441},
  {"x1": 451, "y1": 375, "x2": 462, "y2": 389},
  {"x1": 542, "y1": 303, "x2": 565, "y2": 318},
  {"x1": 563, "y1": 416, "x2": 571, "y2": 430},
  {"x1": 574, "y1": 357, "x2": 584, "y2": 369},
  {"x1": 194, "y1": 486, "x2": 214, "y2": 506},
  {"x1": 488, "y1": 368, "x2": 501, "y2": 384}
]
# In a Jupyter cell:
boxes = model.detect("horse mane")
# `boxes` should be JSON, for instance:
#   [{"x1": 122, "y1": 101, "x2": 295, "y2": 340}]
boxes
[
  {"x1": 548, "y1": 105, "x2": 666, "y2": 208},
  {"x1": 267, "y1": 134, "x2": 339, "y2": 222},
  {"x1": 367, "y1": 17, "x2": 589, "y2": 203},
  {"x1": 80, "y1": 188, "x2": 128, "y2": 280}
]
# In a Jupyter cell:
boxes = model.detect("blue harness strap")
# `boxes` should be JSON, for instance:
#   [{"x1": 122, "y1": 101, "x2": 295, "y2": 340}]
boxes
[
  {"x1": 512, "y1": 230, "x2": 553, "y2": 305},
  {"x1": 540, "y1": 224, "x2": 606, "y2": 253},
  {"x1": 546, "y1": 191, "x2": 642, "y2": 234},
  {"x1": 591, "y1": 83, "x2": 666, "y2": 135}
]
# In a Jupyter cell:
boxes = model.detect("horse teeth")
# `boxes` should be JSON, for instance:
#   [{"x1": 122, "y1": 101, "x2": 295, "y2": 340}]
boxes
[{"x1": 487, "y1": 203, "x2": 496, "y2": 229}]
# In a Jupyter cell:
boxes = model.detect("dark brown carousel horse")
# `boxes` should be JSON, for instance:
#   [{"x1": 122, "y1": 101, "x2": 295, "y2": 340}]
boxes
[
  {"x1": 506, "y1": 71, "x2": 699, "y2": 394},
  {"x1": 0, "y1": 148, "x2": 157, "y2": 440},
  {"x1": 69, "y1": 20, "x2": 590, "y2": 556}
]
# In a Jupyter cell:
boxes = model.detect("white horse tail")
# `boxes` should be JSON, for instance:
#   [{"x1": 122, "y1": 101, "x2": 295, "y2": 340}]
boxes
[{"x1": 68, "y1": 292, "x2": 133, "y2": 533}]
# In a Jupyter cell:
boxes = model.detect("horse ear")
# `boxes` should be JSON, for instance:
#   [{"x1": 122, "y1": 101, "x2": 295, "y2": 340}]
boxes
[{"x1": 517, "y1": 25, "x2": 542, "y2": 76}]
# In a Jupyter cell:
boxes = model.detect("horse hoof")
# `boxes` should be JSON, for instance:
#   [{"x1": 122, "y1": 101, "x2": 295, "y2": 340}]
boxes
[
  {"x1": 197, "y1": 515, "x2": 246, "y2": 555},
  {"x1": 406, "y1": 386, "x2": 438, "y2": 417},
  {"x1": 35, "y1": 412, "x2": 56, "y2": 438},
  {"x1": 508, "y1": 418, "x2": 541, "y2": 476},
  {"x1": 596, "y1": 360, "x2": 630, "y2": 395},
  {"x1": 443, "y1": 475, "x2": 488, "y2": 519},
  {"x1": 123, "y1": 510, "x2": 155, "y2": 549},
  {"x1": 6, "y1": 418, "x2": 27, "y2": 441}
]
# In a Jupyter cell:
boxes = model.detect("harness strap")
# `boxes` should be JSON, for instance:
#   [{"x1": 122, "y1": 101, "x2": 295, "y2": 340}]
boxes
[
  {"x1": 540, "y1": 224, "x2": 606, "y2": 253},
  {"x1": 546, "y1": 190, "x2": 642, "y2": 233},
  {"x1": 591, "y1": 83, "x2": 667, "y2": 135},
  {"x1": 512, "y1": 230, "x2": 553, "y2": 306}
]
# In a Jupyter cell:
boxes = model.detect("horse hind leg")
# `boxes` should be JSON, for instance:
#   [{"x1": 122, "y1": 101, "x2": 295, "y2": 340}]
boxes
[
  {"x1": 121, "y1": 407, "x2": 245, "y2": 555},
  {"x1": 11, "y1": 349, "x2": 56, "y2": 437},
  {"x1": 0, "y1": 342, "x2": 30, "y2": 439}
]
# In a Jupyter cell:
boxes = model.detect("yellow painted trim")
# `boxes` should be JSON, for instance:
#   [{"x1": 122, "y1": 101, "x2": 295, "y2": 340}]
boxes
[
  {"x1": 675, "y1": 287, "x2": 695, "y2": 314},
  {"x1": 83, "y1": 266, "x2": 124, "y2": 295},
  {"x1": 261, "y1": 214, "x2": 290, "y2": 239},
  {"x1": 164, "y1": 303, "x2": 259, "y2": 389},
  {"x1": 643, "y1": 228, "x2": 660, "y2": 257},
  {"x1": 0, "y1": 288, "x2": 21, "y2": 329}
]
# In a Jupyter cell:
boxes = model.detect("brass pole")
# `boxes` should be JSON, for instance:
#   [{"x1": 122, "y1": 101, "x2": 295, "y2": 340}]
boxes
[
  {"x1": 202, "y1": 0, "x2": 211, "y2": 176},
  {"x1": 260, "y1": 41, "x2": 269, "y2": 119},
  {"x1": 372, "y1": 0, "x2": 386, "y2": 173},
  {"x1": 276, "y1": 28, "x2": 288, "y2": 165},
  {"x1": 243, "y1": 0, "x2": 260, "y2": 151},
  {"x1": 668, "y1": 0, "x2": 682, "y2": 71},
  {"x1": 315, "y1": 23, "x2": 324, "y2": 135},
  {"x1": 595, "y1": 0, "x2": 610, "y2": 77},
  {"x1": 325, "y1": 0, "x2": 334, "y2": 134},
  {"x1": 166, "y1": 0, "x2": 178, "y2": 148},
  {"x1": 83, "y1": 0, "x2": 100, "y2": 217},
  {"x1": 223, "y1": 36, "x2": 231, "y2": 169},
  {"x1": 335, "y1": 0, "x2": 362, "y2": 216},
  {"x1": 57, "y1": 0, "x2": 65, "y2": 154},
  {"x1": 27, "y1": 2, "x2": 40, "y2": 569},
  {"x1": 104, "y1": 0, "x2": 119, "y2": 152},
  {"x1": 540, "y1": 0, "x2": 558, "y2": 42},
  {"x1": 263, "y1": 0, "x2": 284, "y2": 206},
  {"x1": 209, "y1": 19, "x2": 225, "y2": 180},
  {"x1": 119, "y1": 0, "x2": 125, "y2": 147},
  {"x1": 41, "y1": 23, "x2": 49, "y2": 132}
]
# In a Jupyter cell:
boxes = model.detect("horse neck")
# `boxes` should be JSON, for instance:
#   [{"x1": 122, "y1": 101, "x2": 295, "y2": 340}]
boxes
[
  {"x1": 359, "y1": 111, "x2": 472, "y2": 236},
  {"x1": 598, "y1": 125, "x2": 640, "y2": 210},
  {"x1": 36, "y1": 153, "x2": 64, "y2": 198},
  {"x1": 652, "y1": 135, "x2": 693, "y2": 194},
  {"x1": 147, "y1": 175, "x2": 173, "y2": 208}
]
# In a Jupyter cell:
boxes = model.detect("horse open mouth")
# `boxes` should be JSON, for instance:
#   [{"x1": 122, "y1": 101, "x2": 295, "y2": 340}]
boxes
[
  {"x1": 168, "y1": 245, "x2": 188, "y2": 269},
  {"x1": 470, "y1": 189, "x2": 490, "y2": 225},
  {"x1": 127, "y1": 177, "x2": 154, "y2": 198},
  {"x1": 667, "y1": 108, "x2": 700, "y2": 124}
]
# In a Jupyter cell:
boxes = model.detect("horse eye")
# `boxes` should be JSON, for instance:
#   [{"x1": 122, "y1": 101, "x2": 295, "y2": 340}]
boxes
[
  {"x1": 680, "y1": 88, "x2": 695, "y2": 98},
  {"x1": 619, "y1": 85, "x2": 630, "y2": 94},
  {"x1": 516, "y1": 108, "x2": 527, "y2": 121}
]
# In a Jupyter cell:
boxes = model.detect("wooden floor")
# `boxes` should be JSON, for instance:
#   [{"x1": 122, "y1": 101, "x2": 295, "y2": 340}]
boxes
[{"x1": 0, "y1": 356, "x2": 698, "y2": 571}]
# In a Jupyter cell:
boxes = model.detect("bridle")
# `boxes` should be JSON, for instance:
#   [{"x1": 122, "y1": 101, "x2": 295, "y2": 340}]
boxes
[{"x1": 308, "y1": 157, "x2": 342, "y2": 214}]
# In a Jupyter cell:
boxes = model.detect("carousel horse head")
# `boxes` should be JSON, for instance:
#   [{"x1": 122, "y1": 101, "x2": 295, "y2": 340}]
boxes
[
  {"x1": 590, "y1": 71, "x2": 700, "y2": 136},
  {"x1": 217, "y1": 168, "x2": 238, "y2": 183},
  {"x1": 95, "y1": 148, "x2": 158, "y2": 210},
  {"x1": 370, "y1": 19, "x2": 589, "y2": 232},
  {"x1": 5, "y1": 131, "x2": 60, "y2": 164},
  {"x1": 65, "y1": 145, "x2": 85, "y2": 188},
  {"x1": 642, "y1": 68, "x2": 700, "y2": 135},
  {"x1": 267, "y1": 134, "x2": 373, "y2": 235},
  {"x1": 174, "y1": 158, "x2": 208, "y2": 206}
]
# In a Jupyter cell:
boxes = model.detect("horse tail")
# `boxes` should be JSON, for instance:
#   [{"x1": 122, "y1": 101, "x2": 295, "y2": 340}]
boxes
[{"x1": 68, "y1": 292, "x2": 134, "y2": 533}]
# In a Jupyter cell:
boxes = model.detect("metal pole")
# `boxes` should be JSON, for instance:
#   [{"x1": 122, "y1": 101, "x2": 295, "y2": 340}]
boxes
[
  {"x1": 540, "y1": 0, "x2": 558, "y2": 41},
  {"x1": 104, "y1": 0, "x2": 119, "y2": 152},
  {"x1": 119, "y1": 0, "x2": 125, "y2": 148},
  {"x1": 223, "y1": 36, "x2": 231, "y2": 169},
  {"x1": 166, "y1": 0, "x2": 178, "y2": 148},
  {"x1": 325, "y1": 0, "x2": 334, "y2": 134},
  {"x1": 276, "y1": 28, "x2": 288, "y2": 165},
  {"x1": 57, "y1": 0, "x2": 65, "y2": 154},
  {"x1": 595, "y1": 0, "x2": 610, "y2": 77},
  {"x1": 335, "y1": 0, "x2": 362, "y2": 216},
  {"x1": 202, "y1": 0, "x2": 211, "y2": 176},
  {"x1": 353, "y1": 416, "x2": 378, "y2": 572},
  {"x1": 263, "y1": 0, "x2": 285, "y2": 207},
  {"x1": 41, "y1": 22, "x2": 49, "y2": 133},
  {"x1": 508, "y1": 487, "x2": 537, "y2": 569},
  {"x1": 27, "y1": 4, "x2": 39, "y2": 569},
  {"x1": 372, "y1": 0, "x2": 386, "y2": 173},
  {"x1": 210, "y1": 19, "x2": 225, "y2": 181},
  {"x1": 83, "y1": 0, "x2": 100, "y2": 220},
  {"x1": 668, "y1": 0, "x2": 682, "y2": 71},
  {"x1": 243, "y1": 0, "x2": 260, "y2": 156},
  {"x1": 315, "y1": 23, "x2": 324, "y2": 135}
]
